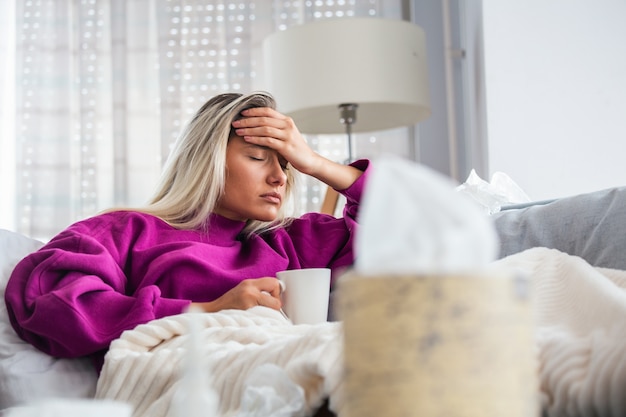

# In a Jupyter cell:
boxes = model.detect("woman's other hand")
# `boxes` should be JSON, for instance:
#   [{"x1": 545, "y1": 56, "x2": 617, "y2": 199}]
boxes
[{"x1": 189, "y1": 277, "x2": 282, "y2": 313}]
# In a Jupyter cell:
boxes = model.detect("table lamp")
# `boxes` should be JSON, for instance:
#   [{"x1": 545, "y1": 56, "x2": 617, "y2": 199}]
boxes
[{"x1": 263, "y1": 17, "x2": 431, "y2": 214}]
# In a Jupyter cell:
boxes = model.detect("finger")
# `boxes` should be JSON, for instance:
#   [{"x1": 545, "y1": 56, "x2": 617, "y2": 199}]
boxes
[
  {"x1": 241, "y1": 135, "x2": 286, "y2": 151},
  {"x1": 234, "y1": 105, "x2": 286, "y2": 124},
  {"x1": 233, "y1": 116, "x2": 285, "y2": 130},
  {"x1": 268, "y1": 279, "x2": 283, "y2": 298},
  {"x1": 240, "y1": 107, "x2": 283, "y2": 119},
  {"x1": 234, "y1": 126, "x2": 285, "y2": 141},
  {"x1": 260, "y1": 290, "x2": 282, "y2": 310},
  {"x1": 255, "y1": 277, "x2": 282, "y2": 297}
]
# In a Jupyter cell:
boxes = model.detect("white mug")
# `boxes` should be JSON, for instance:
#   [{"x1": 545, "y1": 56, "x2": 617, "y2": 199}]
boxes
[{"x1": 276, "y1": 268, "x2": 331, "y2": 324}]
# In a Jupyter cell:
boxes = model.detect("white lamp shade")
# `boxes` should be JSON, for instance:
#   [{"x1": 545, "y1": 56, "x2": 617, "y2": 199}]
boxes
[{"x1": 263, "y1": 18, "x2": 431, "y2": 134}]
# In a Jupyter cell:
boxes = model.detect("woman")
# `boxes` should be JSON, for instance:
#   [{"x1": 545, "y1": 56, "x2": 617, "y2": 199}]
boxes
[{"x1": 4, "y1": 91, "x2": 369, "y2": 370}]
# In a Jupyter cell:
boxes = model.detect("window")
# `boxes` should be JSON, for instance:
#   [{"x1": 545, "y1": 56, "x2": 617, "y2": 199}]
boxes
[{"x1": 1, "y1": 0, "x2": 407, "y2": 239}]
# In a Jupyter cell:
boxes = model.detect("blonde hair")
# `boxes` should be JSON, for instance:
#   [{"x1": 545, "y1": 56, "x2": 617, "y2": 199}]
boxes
[{"x1": 138, "y1": 91, "x2": 296, "y2": 236}]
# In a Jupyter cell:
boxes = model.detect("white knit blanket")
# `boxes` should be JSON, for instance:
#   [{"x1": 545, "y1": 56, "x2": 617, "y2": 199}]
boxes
[
  {"x1": 95, "y1": 248, "x2": 626, "y2": 417},
  {"x1": 95, "y1": 306, "x2": 343, "y2": 417},
  {"x1": 496, "y1": 248, "x2": 626, "y2": 417}
]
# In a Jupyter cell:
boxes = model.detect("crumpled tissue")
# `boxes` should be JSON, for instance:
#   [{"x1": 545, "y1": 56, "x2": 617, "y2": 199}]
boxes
[
  {"x1": 355, "y1": 155, "x2": 499, "y2": 275},
  {"x1": 456, "y1": 169, "x2": 531, "y2": 214},
  {"x1": 236, "y1": 364, "x2": 306, "y2": 417}
]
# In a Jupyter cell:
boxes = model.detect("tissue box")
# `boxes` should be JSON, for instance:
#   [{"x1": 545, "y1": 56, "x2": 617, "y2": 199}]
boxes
[{"x1": 335, "y1": 272, "x2": 539, "y2": 417}]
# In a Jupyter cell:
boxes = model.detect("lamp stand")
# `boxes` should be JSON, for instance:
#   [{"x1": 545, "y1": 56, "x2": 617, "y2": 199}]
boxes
[
  {"x1": 320, "y1": 103, "x2": 359, "y2": 216},
  {"x1": 339, "y1": 103, "x2": 358, "y2": 163}
]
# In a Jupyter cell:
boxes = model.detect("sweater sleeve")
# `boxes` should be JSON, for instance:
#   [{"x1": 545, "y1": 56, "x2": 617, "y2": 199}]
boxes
[
  {"x1": 339, "y1": 158, "x2": 369, "y2": 223},
  {"x1": 4, "y1": 215, "x2": 190, "y2": 359},
  {"x1": 285, "y1": 159, "x2": 370, "y2": 278}
]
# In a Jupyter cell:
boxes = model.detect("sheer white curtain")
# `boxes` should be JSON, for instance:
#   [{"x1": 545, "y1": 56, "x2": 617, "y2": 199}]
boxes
[
  {"x1": 0, "y1": 0, "x2": 17, "y2": 234},
  {"x1": 3, "y1": 0, "x2": 407, "y2": 240}
]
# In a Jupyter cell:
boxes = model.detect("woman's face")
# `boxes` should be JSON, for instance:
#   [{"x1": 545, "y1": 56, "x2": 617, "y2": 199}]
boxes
[{"x1": 214, "y1": 135, "x2": 288, "y2": 222}]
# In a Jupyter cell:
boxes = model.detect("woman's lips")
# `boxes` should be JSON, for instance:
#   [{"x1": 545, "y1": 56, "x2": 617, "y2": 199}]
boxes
[{"x1": 261, "y1": 192, "x2": 282, "y2": 204}]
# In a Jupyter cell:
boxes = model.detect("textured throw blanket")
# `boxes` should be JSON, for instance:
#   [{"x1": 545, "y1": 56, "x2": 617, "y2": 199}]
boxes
[
  {"x1": 497, "y1": 248, "x2": 626, "y2": 417},
  {"x1": 95, "y1": 306, "x2": 343, "y2": 417},
  {"x1": 95, "y1": 248, "x2": 626, "y2": 417}
]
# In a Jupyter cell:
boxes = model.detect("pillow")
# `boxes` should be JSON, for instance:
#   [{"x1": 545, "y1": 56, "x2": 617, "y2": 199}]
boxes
[
  {"x1": 0, "y1": 229, "x2": 98, "y2": 409},
  {"x1": 492, "y1": 186, "x2": 626, "y2": 270}
]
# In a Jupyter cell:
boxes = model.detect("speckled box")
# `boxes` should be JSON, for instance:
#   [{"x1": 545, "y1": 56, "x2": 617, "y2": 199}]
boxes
[{"x1": 335, "y1": 273, "x2": 539, "y2": 417}]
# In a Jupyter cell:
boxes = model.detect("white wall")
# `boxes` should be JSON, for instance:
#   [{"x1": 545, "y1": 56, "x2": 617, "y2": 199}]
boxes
[{"x1": 483, "y1": 0, "x2": 626, "y2": 200}]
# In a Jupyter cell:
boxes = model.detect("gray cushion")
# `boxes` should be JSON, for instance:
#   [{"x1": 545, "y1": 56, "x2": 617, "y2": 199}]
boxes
[{"x1": 492, "y1": 186, "x2": 626, "y2": 270}]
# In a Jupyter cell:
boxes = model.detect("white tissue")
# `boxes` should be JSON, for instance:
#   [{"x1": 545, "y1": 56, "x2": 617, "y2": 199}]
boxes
[
  {"x1": 456, "y1": 169, "x2": 531, "y2": 214},
  {"x1": 355, "y1": 155, "x2": 499, "y2": 275},
  {"x1": 236, "y1": 364, "x2": 306, "y2": 417}
]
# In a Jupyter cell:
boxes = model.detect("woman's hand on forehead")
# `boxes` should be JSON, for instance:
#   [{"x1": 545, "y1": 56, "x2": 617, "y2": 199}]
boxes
[{"x1": 232, "y1": 107, "x2": 322, "y2": 176}]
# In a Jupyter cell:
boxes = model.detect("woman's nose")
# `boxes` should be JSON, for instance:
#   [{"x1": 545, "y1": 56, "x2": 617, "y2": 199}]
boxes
[{"x1": 268, "y1": 159, "x2": 287, "y2": 186}]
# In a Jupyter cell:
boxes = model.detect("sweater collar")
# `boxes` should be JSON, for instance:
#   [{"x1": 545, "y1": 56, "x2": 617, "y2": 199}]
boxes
[{"x1": 206, "y1": 213, "x2": 247, "y2": 243}]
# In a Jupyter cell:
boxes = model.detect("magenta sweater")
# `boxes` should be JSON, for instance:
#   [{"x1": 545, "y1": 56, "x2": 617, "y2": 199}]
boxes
[{"x1": 5, "y1": 160, "x2": 369, "y2": 366}]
